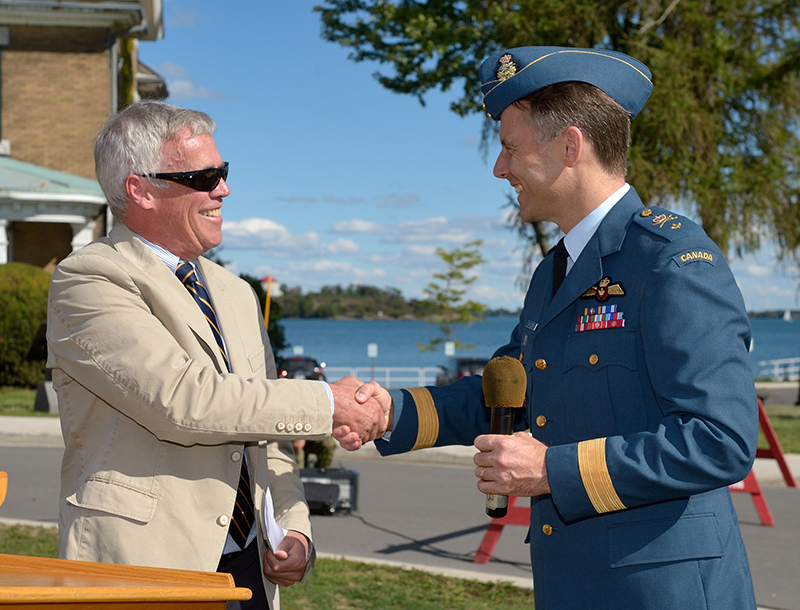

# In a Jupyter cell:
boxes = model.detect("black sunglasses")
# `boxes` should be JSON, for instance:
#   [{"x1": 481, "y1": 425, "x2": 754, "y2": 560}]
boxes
[{"x1": 142, "y1": 162, "x2": 229, "y2": 192}]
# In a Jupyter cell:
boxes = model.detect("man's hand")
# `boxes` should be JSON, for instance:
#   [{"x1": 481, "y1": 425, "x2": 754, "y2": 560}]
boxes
[
  {"x1": 263, "y1": 531, "x2": 309, "y2": 587},
  {"x1": 330, "y1": 377, "x2": 391, "y2": 448},
  {"x1": 473, "y1": 431, "x2": 550, "y2": 497}
]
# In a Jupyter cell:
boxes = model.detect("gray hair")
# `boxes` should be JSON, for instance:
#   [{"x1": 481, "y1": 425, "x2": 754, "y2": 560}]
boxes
[{"x1": 94, "y1": 100, "x2": 216, "y2": 221}]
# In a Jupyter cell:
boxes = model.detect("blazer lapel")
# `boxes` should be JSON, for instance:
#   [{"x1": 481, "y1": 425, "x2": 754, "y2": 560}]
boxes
[
  {"x1": 540, "y1": 188, "x2": 644, "y2": 327},
  {"x1": 109, "y1": 224, "x2": 229, "y2": 373}
]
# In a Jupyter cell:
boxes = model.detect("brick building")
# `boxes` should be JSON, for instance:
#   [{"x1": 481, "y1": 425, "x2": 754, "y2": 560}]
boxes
[{"x1": 0, "y1": 0, "x2": 166, "y2": 268}]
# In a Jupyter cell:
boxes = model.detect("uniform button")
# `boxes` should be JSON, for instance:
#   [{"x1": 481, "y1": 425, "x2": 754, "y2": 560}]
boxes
[
  {"x1": 276, "y1": 421, "x2": 286, "y2": 432},
  {"x1": 535, "y1": 358, "x2": 547, "y2": 370},
  {"x1": 589, "y1": 354, "x2": 599, "y2": 365},
  {"x1": 303, "y1": 423, "x2": 312, "y2": 432},
  {"x1": 217, "y1": 515, "x2": 230, "y2": 527},
  {"x1": 286, "y1": 422, "x2": 295, "y2": 432},
  {"x1": 536, "y1": 415, "x2": 547, "y2": 428},
  {"x1": 641, "y1": 208, "x2": 653, "y2": 217},
  {"x1": 542, "y1": 524, "x2": 553, "y2": 536},
  {"x1": 231, "y1": 451, "x2": 242, "y2": 462}
]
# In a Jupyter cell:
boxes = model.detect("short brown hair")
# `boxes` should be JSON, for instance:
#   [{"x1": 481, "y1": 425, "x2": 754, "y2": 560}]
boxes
[{"x1": 514, "y1": 82, "x2": 631, "y2": 176}]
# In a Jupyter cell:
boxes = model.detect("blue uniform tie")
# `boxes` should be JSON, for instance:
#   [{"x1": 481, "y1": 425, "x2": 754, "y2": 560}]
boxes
[
  {"x1": 552, "y1": 238, "x2": 568, "y2": 297},
  {"x1": 176, "y1": 261, "x2": 254, "y2": 549}
]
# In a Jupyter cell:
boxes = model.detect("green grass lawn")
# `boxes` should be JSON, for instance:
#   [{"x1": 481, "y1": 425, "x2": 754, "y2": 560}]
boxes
[
  {"x1": 0, "y1": 525, "x2": 534, "y2": 610},
  {"x1": 0, "y1": 387, "x2": 55, "y2": 417}
]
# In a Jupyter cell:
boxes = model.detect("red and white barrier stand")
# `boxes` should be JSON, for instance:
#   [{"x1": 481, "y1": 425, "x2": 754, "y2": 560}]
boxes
[{"x1": 728, "y1": 397, "x2": 797, "y2": 526}]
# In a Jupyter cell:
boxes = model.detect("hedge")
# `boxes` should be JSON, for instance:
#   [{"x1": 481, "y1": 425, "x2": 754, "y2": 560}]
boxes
[{"x1": 0, "y1": 263, "x2": 50, "y2": 388}]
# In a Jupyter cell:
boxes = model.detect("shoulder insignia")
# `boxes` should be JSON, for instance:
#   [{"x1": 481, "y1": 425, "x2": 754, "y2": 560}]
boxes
[
  {"x1": 673, "y1": 249, "x2": 716, "y2": 267},
  {"x1": 581, "y1": 276, "x2": 625, "y2": 302}
]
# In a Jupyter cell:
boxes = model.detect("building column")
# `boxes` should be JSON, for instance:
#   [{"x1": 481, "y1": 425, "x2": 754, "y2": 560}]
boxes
[
  {"x1": 0, "y1": 219, "x2": 8, "y2": 264},
  {"x1": 71, "y1": 220, "x2": 96, "y2": 252}
]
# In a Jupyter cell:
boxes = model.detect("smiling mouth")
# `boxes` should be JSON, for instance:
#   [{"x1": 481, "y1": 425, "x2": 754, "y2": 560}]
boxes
[
  {"x1": 200, "y1": 209, "x2": 221, "y2": 217},
  {"x1": 514, "y1": 185, "x2": 523, "y2": 194}
]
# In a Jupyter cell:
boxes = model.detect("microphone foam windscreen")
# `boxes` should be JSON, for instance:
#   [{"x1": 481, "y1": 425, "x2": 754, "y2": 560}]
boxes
[{"x1": 482, "y1": 355, "x2": 527, "y2": 409}]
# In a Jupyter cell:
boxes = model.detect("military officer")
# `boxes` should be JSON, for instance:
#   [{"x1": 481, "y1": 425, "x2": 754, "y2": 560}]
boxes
[{"x1": 352, "y1": 47, "x2": 759, "y2": 609}]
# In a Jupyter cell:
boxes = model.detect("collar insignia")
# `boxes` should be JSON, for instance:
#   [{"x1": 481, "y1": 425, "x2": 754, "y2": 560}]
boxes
[
  {"x1": 496, "y1": 54, "x2": 518, "y2": 81},
  {"x1": 581, "y1": 277, "x2": 625, "y2": 302}
]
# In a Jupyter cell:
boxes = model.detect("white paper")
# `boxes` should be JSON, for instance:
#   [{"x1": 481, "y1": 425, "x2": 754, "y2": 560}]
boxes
[{"x1": 262, "y1": 487, "x2": 288, "y2": 550}]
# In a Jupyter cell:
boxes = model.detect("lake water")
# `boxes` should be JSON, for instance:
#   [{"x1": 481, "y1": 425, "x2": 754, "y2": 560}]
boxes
[{"x1": 279, "y1": 316, "x2": 800, "y2": 371}]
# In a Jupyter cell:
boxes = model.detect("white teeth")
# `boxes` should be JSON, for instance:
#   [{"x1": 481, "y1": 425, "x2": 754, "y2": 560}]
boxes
[
  {"x1": 514, "y1": 185, "x2": 523, "y2": 194},
  {"x1": 201, "y1": 209, "x2": 220, "y2": 217}
]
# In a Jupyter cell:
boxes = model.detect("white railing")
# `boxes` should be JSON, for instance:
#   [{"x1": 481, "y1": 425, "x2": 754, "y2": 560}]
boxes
[
  {"x1": 755, "y1": 357, "x2": 800, "y2": 381},
  {"x1": 324, "y1": 367, "x2": 442, "y2": 388}
]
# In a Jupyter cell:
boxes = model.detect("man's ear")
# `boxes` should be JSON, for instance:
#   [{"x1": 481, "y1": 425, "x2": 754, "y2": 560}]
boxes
[
  {"x1": 562, "y1": 126, "x2": 583, "y2": 168},
  {"x1": 126, "y1": 175, "x2": 156, "y2": 211}
]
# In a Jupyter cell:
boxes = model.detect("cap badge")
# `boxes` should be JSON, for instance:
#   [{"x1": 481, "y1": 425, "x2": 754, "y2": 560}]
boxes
[
  {"x1": 496, "y1": 54, "x2": 518, "y2": 82},
  {"x1": 581, "y1": 277, "x2": 625, "y2": 302}
]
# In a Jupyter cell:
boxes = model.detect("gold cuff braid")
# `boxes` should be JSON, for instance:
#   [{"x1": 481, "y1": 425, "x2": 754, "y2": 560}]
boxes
[
  {"x1": 578, "y1": 437, "x2": 626, "y2": 514},
  {"x1": 407, "y1": 387, "x2": 439, "y2": 451}
]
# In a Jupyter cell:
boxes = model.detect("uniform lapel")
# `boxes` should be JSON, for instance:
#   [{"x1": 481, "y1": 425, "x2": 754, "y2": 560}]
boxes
[{"x1": 540, "y1": 188, "x2": 644, "y2": 328}]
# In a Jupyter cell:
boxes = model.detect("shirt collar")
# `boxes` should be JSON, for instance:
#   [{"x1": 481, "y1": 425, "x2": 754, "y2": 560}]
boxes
[
  {"x1": 562, "y1": 183, "x2": 630, "y2": 265},
  {"x1": 130, "y1": 231, "x2": 186, "y2": 274}
]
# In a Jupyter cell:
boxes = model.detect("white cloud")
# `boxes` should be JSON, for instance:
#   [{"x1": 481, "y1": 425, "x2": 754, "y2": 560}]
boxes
[
  {"x1": 167, "y1": 79, "x2": 226, "y2": 101},
  {"x1": 331, "y1": 219, "x2": 383, "y2": 234}
]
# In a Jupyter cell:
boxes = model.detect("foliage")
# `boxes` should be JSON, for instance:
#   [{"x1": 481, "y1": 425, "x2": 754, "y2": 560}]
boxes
[
  {"x1": 0, "y1": 263, "x2": 50, "y2": 388},
  {"x1": 416, "y1": 240, "x2": 487, "y2": 352},
  {"x1": 239, "y1": 273, "x2": 289, "y2": 354},
  {"x1": 278, "y1": 284, "x2": 429, "y2": 319},
  {"x1": 316, "y1": 1, "x2": 800, "y2": 274}
]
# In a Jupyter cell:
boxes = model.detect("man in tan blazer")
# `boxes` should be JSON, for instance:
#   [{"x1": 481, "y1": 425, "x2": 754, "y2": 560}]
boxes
[{"x1": 46, "y1": 101, "x2": 387, "y2": 610}]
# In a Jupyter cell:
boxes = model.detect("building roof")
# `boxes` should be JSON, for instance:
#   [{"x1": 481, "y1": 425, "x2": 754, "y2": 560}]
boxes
[{"x1": 0, "y1": 155, "x2": 106, "y2": 222}]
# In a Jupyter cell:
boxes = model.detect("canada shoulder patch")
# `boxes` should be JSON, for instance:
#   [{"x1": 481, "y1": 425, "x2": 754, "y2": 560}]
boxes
[{"x1": 673, "y1": 249, "x2": 716, "y2": 267}]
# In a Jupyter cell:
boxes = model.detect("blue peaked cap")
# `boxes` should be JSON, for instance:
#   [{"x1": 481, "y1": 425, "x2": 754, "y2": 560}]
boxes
[{"x1": 480, "y1": 46, "x2": 653, "y2": 121}]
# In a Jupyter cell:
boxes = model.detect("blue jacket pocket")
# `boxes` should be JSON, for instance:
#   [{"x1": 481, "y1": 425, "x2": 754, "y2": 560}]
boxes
[{"x1": 609, "y1": 513, "x2": 723, "y2": 568}]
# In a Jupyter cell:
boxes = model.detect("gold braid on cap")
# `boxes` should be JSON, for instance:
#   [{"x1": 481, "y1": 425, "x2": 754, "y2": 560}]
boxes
[
  {"x1": 578, "y1": 437, "x2": 626, "y2": 514},
  {"x1": 407, "y1": 387, "x2": 439, "y2": 451}
]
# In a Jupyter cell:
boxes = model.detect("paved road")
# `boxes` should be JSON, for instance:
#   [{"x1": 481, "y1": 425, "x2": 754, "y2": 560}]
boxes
[{"x1": 1, "y1": 429, "x2": 799, "y2": 608}]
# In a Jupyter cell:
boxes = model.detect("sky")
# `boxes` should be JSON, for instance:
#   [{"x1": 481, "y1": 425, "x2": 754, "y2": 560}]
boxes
[{"x1": 137, "y1": 1, "x2": 800, "y2": 313}]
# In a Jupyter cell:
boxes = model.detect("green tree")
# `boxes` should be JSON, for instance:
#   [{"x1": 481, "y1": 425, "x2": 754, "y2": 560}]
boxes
[
  {"x1": 317, "y1": 1, "x2": 800, "y2": 273},
  {"x1": 0, "y1": 263, "x2": 49, "y2": 388},
  {"x1": 239, "y1": 274, "x2": 289, "y2": 355},
  {"x1": 416, "y1": 239, "x2": 487, "y2": 353}
]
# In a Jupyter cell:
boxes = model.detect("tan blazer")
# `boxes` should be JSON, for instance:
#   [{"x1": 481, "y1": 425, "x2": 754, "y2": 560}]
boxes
[{"x1": 47, "y1": 223, "x2": 332, "y2": 608}]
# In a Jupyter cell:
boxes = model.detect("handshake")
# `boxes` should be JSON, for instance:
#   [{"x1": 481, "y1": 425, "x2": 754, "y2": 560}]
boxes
[{"x1": 328, "y1": 376, "x2": 391, "y2": 451}]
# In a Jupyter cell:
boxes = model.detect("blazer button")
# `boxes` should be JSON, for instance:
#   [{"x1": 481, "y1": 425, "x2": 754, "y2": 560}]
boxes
[
  {"x1": 535, "y1": 358, "x2": 547, "y2": 370},
  {"x1": 589, "y1": 354, "x2": 599, "y2": 365},
  {"x1": 217, "y1": 515, "x2": 230, "y2": 527},
  {"x1": 542, "y1": 524, "x2": 553, "y2": 536},
  {"x1": 536, "y1": 415, "x2": 547, "y2": 428},
  {"x1": 286, "y1": 422, "x2": 295, "y2": 432},
  {"x1": 295, "y1": 422, "x2": 303, "y2": 432},
  {"x1": 276, "y1": 421, "x2": 286, "y2": 432},
  {"x1": 303, "y1": 423, "x2": 313, "y2": 432},
  {"x1": 231, "y1": 451, "x2": 242, "y2": 462}
]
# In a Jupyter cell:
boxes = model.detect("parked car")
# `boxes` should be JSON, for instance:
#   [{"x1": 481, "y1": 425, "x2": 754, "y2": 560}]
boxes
[
  {"x1": 435, "y1": 356, "x2": 490, "y2": 386},
  {"x1": 277, "y1": 356, "x2": 327, "y2": 381}
]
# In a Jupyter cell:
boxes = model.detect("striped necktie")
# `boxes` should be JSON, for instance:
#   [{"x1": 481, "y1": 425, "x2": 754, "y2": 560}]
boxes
[{"x1": 175, "y1": 261, "x2": 254, "y2": 549}]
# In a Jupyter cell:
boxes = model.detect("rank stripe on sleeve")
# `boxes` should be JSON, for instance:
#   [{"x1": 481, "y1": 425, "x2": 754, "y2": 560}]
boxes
[
  {"x1": 578, "y1": 437, "x2": 626, "y2": 514},
  {"x1": 408, "y1": 387, "x2": 439, "y2": 450}
]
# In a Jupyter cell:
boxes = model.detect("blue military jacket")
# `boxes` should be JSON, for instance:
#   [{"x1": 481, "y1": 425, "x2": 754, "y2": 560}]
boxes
[{"x1": 377, "y1": 188, "x2": 758, "y2": 609}]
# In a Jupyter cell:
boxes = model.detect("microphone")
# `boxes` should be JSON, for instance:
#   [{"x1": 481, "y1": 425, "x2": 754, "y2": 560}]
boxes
[{"x1": 481, "y1": 355, "x2": 527, "y2": 518}]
